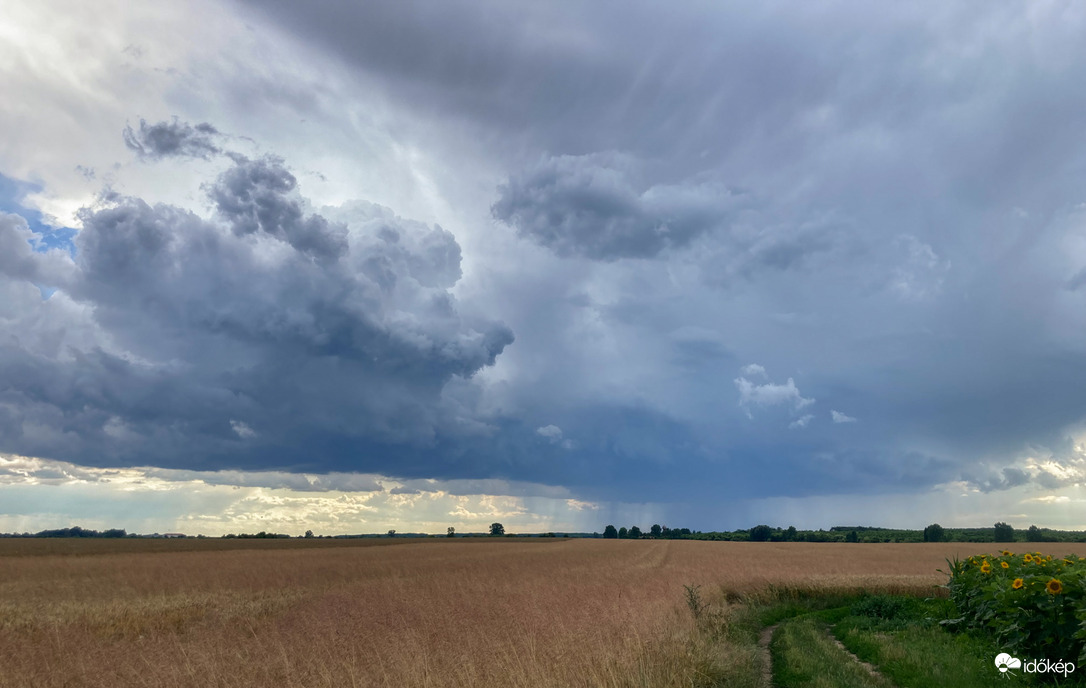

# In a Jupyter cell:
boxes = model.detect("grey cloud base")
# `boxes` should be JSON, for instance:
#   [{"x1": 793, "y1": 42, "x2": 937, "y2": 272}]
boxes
[
  {"x1": 0, "y1": 141, "x2": 512, "y2": 476},
  {"x1": 493, "y1": 154, "x2": 745, "y2": 260}
]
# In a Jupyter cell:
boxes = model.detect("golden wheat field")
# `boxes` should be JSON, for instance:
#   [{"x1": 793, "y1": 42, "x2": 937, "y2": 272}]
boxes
[{"x1": 5, "y1": 538, "x2": 1086, "y2": 688}]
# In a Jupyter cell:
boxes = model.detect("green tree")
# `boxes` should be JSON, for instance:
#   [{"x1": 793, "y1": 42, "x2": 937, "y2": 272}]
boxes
[
  {"x1": 489, "y1": 522, "x2": 505, "y2": 537},
  {"x1": 650, "y1": 524, "x2": 662, "y2": 538},
  {"x1": 387, "y1": 529, "x2": 396, "y2": 537},
  {"x1": 447, "y1": 527, "x2": 455, "y2": 538},
  {"x1": 923, "y1": 523, "x2": 945, "y2": 542},
  {"x1": 994, "y1": 522, "x2": 1015, "y2": 542},
  {"x1": 749, "y1": 524, "x2": 772, "y2": 542},
  {"x1": 603, "y1": 525, "x2": 618, "y2": 539},
  {"x1": 304, "y1": 530, "x2": 314, "y2": 539},
  {"x1": 618, "y1": 526, "x2": 628, "y2": 539},
  {"x1": 1026, "y1": 524, "x2": 1045, "y2": 542},
  {"x1": 628, "y1": 526, "x2": 642, "y2": 539},
  {"x1": 785, "y1": 526, "x2": 798, "y2": 541},
  {"x1": 846, "y1": 530, "x2": 859, "y2": 543}
]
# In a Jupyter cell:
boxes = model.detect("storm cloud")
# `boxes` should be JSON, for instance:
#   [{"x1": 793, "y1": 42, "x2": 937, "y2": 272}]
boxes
[
  {"x1": 6, "y1": 3, "x2": 1086, "y2": 530},
  {"x1": 0, "y1": 125, "x2": 513, "y2": 474},
  {"x1": 493, "y1": 154, "x2": 745, "y2": 260}
]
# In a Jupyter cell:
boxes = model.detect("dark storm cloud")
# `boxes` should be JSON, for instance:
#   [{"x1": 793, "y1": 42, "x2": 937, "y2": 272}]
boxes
[
  {"x1": 235, "y1": 1, "x2": 850, "y2": 166},
  {"x1": 123, "y1": 118, "x2": 222, "y2": 159},
  {"x1": 232, "y1": 0, "x2": 1086, "y2": 507},
  {"x1": 0, "y1": 128, "x2": 513, "y2": 474},
  {"x1": 11, "y1": 2, "x2": 1086, "y2": 518},
  {"x1": 208, "y1": 156, "x2": 348, "y2": 261},
  {"x1": 492, "y1": 154, "x2": 745, "y2": 260}
]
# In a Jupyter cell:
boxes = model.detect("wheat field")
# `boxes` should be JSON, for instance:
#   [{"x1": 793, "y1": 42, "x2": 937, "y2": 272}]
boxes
[{"x1": 4, "y1": 538, "x2": 1085, "y2": 687}]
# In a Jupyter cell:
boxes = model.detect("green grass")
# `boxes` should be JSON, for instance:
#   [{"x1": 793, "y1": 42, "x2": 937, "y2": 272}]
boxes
[
  {"x1": 762, "y1": 591, "x2": 1085, "y2": 687},
  {"x1": 771, "y1": 616, "x2": 890, "y2": 688},
  {"x1": 694, "y1": 586, "x2": 1086, "y2": 687},
  {"x1": 834, "y1": 614, "x2": 998, "y2": 688}
]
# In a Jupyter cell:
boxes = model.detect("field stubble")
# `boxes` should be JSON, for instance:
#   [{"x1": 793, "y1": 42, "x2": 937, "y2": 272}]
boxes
[{"x1": 4, "y1": 539, "x2": 1084, "y2": 687}]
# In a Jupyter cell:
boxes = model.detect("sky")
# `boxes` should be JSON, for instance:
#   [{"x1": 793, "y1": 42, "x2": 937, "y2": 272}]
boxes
[{"x1": 3, "y1": 1, "x2": 1086, "y2": 535}]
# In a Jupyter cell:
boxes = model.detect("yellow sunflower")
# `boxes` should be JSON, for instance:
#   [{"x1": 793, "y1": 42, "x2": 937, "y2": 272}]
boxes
[
  {"x1": 1012, "y1": 578, "x2": 1024, "y2": 590},
  {"x1": 1002, "y1": 550, "x2": 1013, "y2": 556},
  {"x1": 1001, "y1": 561, "x2": 1009, "y2": 569},
  {"x1": 1047, "y1": 579, "x2": 1063, "y2": 595},
  {"x1": 1023, "y1": 554, "x2": 1034, "y2": 563},
  {"x1": 981, "y1": 562, "x2": 992, "y2": 574}
]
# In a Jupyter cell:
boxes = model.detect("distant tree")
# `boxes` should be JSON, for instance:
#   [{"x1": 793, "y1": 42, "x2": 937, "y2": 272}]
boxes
[
  {"x1": 629, "y1": 526, "x2": 642, "y2": 539},
  {"x1": 923, "y1": 523, "x2": 945, "y2": 542},
  {"x1": 618, "y1": 526, "x2": 628, "y2": 539},
  {"x1": 650, "y1": 524, "x2": 662, "y2": 538},
  {"x1": 304, "y1": 530, "x2": 314, "y2": 539},
  {"x1": 846, "y1": 530, "x2": 859, "y2": 543},
  {"x1": 994, "y1": 522, "x2": 1015, "y2": 542},
  {"x1": 490, "y1": 522, "x2": 505, "y2": 537},
  {"x1": 1026, "y1": 525, "x2": 1045, "y2": 542},
  {"x1": 387, "y1": 529, "x2": 396, "y2": 537},
  {"x1": 749, "y1": 525, "x2": 772, "y2": 542},
  {"x1": 603, "y1": 525, "x2": 618, "y2": 539},
  {"x1": 785, "y1": 526, "x2": 798, "y2": 541},
  {"x1": 447, "y1": 527, "x2": 456, "y2": 538}
]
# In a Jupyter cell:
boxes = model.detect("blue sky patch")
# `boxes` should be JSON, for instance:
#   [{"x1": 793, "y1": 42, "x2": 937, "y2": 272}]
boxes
[{"x1": 0, "y1": 172, "x2": 77, "y2": 256}]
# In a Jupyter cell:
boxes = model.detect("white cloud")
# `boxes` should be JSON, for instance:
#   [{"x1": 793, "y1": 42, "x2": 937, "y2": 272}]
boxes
[
  {"x1": 536, "y1": 424, "x2": 563, "y2": 440},
  {"x1": 735, "y1": 371, "x2": 814, "y2": 418},
  {"x1": 889, "y1": 235, "x2": 950, "y2": 301},
  {"x1": 0, "y1": 453, "x2": 603, "y2": 535},
  {"x1": 740, "y1": 363, "x2": 767, "y2": 378},
  {"x1": 230, "y1": 420, "x2": 256, "y2": 439},
  {"x1": 789, "y1": 414, "x2": 814, "y2": 430},
  {"x1": 536, "y1": 424, "x2": 573, "y2": 449},
  {"x1": 831, "y1": 410, "x2": 857, "y2": 423}
]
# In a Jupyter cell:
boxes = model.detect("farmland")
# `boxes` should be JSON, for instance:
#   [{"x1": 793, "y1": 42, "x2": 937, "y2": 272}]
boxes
[{"x1": 4, "y1": 539, "x2": 1086, "y2": 687}]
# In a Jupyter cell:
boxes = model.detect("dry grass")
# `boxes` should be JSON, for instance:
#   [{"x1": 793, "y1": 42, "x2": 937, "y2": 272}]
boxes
[{"x1": 3, "y1": 539, "x2": 1084, "y2": 687}]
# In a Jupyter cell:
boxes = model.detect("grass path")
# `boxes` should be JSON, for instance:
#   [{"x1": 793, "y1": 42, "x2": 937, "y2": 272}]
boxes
[
  {"x1": 770, "y1": 616, "x2": 892, "y2": 687},
  {"x1": 758, "y1": 624, "x2": 778, "y2": 686},
  {"x1": 826, "y1": 628, "x2": 892, "y2": 685}
]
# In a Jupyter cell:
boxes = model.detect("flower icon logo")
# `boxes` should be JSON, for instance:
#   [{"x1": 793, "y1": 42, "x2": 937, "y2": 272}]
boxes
[{"x1": 995, "y1": 653, "x2": 1022, "y2": 675}]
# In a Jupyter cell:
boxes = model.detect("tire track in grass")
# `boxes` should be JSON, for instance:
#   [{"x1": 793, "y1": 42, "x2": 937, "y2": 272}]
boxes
[
  {"x1": 770, "y1": 617, "x2": 893, "y2": 688},
  {"x1": 759, "y1": 624, "x2": 777, "y2": 686},
  {"x1": 826, "y1": 629, "x2": 892, "y2": 685}
]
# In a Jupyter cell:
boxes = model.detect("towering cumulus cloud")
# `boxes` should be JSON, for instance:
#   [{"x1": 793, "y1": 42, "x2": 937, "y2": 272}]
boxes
[{"x1": 0, "y1": 121, "x2": 513, "y2": 474}]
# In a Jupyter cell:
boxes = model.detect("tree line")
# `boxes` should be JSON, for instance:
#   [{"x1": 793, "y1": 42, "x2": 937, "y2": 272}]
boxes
[
  {"x1": 602, "y1": 524, "x2": 693, "y2": 539},
  {"x1": 597, "y1": 522, "x2": 1086, "y2": 543},
  {"x1": 0, "y1": 526, "x2": 127, "y2": 538}
]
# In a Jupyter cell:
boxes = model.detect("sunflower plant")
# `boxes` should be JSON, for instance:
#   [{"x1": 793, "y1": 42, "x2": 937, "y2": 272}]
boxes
[{"x1": 945, "y1": 551, "x2": 1086, "y2": 662}]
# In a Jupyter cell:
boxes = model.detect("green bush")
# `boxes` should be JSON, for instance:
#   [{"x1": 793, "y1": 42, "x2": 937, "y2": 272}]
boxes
[{"x1": 945, "y1": 550, "x2": 1086, "y2": 662}]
